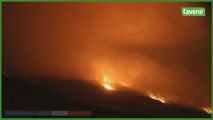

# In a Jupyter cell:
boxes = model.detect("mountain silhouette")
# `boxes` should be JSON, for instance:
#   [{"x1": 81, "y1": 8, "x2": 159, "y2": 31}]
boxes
[{"x1": 3, "y1": 75, "x2": 211, "y2": 118}]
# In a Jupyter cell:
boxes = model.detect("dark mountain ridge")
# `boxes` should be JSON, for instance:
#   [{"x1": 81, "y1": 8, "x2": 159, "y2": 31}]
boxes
[{"x1": 3, "y1": 75, "x2": 211, "y2": 118}]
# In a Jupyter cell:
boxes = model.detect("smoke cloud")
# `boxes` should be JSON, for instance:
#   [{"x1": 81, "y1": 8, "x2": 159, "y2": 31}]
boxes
[{"x1": 3, "y1": 2, "x2": 211, "y2": 108}]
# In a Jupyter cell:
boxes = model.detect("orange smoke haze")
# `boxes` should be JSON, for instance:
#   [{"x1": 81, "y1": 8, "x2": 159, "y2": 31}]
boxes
[{"x1": 3, "y1": 2, "x2": 211, "y2": 108}]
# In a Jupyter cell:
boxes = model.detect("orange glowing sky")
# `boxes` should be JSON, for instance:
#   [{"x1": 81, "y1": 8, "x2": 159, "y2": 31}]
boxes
[{"x1": 3, "y1": 2, "x2": 211, "y2": 109}]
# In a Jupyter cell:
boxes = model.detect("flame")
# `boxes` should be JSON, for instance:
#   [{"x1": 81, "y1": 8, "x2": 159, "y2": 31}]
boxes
[
  {"x1": 202, "y1": 106, "x2": 212, "y2": 114},
  {"x1": 103, "y1": 83, "x2": 115, "y2": 90},
  {"x1": 102, "y1": 74, "x2": 115, "y2": 91},
  {"x1": 119, "y1": 81, "x2": 131, "y2": 87},
  {"x1": 103, "y1": 76, "x2": 111, "y2": 82},
  {"x1": 149, "y1": 93, "x2": 166, "y2": 103}
]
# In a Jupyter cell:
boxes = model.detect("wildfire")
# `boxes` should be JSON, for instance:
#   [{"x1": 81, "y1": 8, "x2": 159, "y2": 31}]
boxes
[
  {"x1": 103, "y1": 83, "x2": 115, "y2": 90},
  {"x1": 149, "y1": 93, "x2": 166, "y2": 103},
  {"x1": 202, "y1": 106, "x2": 212, "y2": 114},
  {"x1": 102, "y1": 74, "x2": 115, "y2": 91}
]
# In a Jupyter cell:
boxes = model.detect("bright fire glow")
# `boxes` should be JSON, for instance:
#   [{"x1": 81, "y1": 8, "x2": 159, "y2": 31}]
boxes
[
  {"x1": 202, "y1": 106, "x2": 212, "y2": 114},
  {"x1": 102, "y1": 74, "x2": 115, "y2": 91},
  {"x1": 149, "y1": 93, "x2": 166, "y2": 103},
  {"x1": 103, "y1": 83, "x2": 115, "y2": 90}
]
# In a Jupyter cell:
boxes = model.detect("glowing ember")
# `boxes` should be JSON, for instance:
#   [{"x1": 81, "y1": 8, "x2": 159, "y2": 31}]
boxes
[
  {"x1": 103, "y1": 83, "x2": 115, "y2": 90},
  {"x1": 202, "y1": 106, "x2": 212, "y2": 114},
  {"x1": 149, "y1": 93, "x2": 166, "y2": 103}
]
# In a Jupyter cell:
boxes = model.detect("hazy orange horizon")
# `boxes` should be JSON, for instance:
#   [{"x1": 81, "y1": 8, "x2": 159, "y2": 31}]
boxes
[{"x1": 3, "y1": 2, "x2": 211, "y2": 110}]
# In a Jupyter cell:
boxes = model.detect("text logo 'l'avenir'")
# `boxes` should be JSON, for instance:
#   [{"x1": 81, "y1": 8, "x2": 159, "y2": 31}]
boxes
[{"x1": 182, "y1": 7, "x2": 205, "y2": 16}]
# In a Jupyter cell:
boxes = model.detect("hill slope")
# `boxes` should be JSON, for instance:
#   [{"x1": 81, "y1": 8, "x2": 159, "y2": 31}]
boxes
[{"x1": 3, "y1": 76, "x2": 211, "y2": 118}]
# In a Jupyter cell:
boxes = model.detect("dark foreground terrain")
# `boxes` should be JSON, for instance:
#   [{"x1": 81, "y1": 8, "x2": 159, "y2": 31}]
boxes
[{"x1": 3, "y1": 75, "x2": 211, "y2": 118}]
